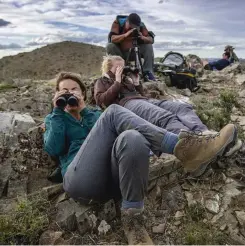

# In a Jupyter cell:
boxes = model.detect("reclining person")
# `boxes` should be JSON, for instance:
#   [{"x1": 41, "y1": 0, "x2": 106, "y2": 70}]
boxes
[
  {"x1": 44, "y1": 72, "x2": 237, "y2": 245},
  {"x1": 94, "y1": 55, "x2": 241, "y2": 156},
  {"x1": 106, "y1": 13, "x2": 155, "y2": 81},
  {"x1": 203, "y1": 52, "x2": 231, "y2": 71}
]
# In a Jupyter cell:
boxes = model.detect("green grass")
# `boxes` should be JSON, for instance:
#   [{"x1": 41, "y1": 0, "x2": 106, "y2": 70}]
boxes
[
  {"x1": 175, "y1": 203, "x2": 229, "y2": 245},
  {"x1": 180, "y1": 221, "x2": 227, "y2": 245},
  {"x1": 193, "y1": 89, "x2": 239, "y2": 131},
  {"x1": 0, "y1": 83, "x2": 17, "y2": 91},
  {"x1": 0, "y1": 195, "x2": 50, "y2": 244}
]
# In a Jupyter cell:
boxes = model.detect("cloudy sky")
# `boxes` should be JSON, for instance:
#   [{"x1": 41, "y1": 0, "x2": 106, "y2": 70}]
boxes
[{"x1": 0, "y1": 0, "x2": 245, "y2": 59}]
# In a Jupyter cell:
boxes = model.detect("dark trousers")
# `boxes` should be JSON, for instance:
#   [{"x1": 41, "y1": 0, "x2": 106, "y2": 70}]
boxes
[{"x1": 106, "y1": 43, "x2": 154, "y2": 73}]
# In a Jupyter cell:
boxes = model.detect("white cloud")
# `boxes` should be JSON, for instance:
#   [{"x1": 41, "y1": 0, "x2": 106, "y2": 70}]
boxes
[{"x1": 0, "y1": 0, "x2": 245, "y2": 58}]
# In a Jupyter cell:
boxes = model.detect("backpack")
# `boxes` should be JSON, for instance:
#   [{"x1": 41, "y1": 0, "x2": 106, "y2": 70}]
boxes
[
  {"x1": 154, "y1": 51, "x2": 200, "y2": 92},
  {"x1": 108, "y1": 15, "x2": 155, "y2": 43}
]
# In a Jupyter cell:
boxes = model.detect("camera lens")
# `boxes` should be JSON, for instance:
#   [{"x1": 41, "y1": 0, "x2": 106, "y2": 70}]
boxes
[
  {"x1": 67, "y1": 95, "x2": 78, "y2": 107},
  {"x1": 56, "y1": 96, "x2": 67, "y2": 108}
]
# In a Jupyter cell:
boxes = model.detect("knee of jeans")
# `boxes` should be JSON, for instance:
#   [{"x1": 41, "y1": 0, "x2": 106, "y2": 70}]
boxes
[
  {"x1": 118, "y1": 130, "x2": 149, "y2": 153},
  {"x1": 106, "y1": 43, "x2": 117, "y2": 52},
  {"x1": 105, "y1": 104, "x2": 121, "y2": 115},
  {"x1": 177, "y1": 102, "x2": 193, "y2": 111}
]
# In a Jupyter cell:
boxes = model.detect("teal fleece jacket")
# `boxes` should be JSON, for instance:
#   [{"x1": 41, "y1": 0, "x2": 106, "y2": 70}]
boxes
[{"x1": 44, "y1": 107, "x2": 101, "y2": 176}]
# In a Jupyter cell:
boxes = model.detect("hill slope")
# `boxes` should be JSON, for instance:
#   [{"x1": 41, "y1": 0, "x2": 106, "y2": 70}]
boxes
[{"x1": 0, "y1": 41, "x2": 106, "y2": 80}]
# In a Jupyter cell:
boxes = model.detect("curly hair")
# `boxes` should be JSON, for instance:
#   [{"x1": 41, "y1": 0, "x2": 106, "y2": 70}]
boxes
[{"x1": 101, "y1": 55, "x2": 124, "y2": 75}]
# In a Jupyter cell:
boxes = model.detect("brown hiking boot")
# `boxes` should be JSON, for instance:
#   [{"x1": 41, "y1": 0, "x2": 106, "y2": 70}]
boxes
[
  {"x1": 174, "y1": 124, "x2": 237, "y2": 177},
  {"x1": 121, "y1": 208, "x2": 154, "y2": 245}
]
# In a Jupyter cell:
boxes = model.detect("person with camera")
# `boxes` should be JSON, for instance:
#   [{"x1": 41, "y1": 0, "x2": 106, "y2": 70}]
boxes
[
  {"x1": 107, "y1": 13, "x2": 155, "y2": 81},
  {"x1": 44, "y1": 72, "x2": 238, "y2": 245},
  {"x1": 94, "y1": 55, "x2": 242, "y2": 156},
  {"x1": 224, "y1": 45, "x2": 239, "y2": 63}
]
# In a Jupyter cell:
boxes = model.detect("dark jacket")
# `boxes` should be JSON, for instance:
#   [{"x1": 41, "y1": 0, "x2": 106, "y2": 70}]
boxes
[
  {"x1": 44, "y1": 107, "x2": 101, "y2": 176},
  {"x1": 209, "y1": 59, "x2": 230, "y2": 71},
  {"x1": 94, "y1": 71, "x2": 147, "y2": 108}
]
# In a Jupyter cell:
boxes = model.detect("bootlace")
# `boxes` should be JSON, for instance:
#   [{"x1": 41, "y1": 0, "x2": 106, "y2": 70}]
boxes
[{"x1": 182, "y1": 130, "x2": 220, "y2": 145}]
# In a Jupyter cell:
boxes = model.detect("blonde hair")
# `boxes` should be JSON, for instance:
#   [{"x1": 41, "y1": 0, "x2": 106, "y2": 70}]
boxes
[{"x1": 101, "y1": 55, "x2": 124, "y2": 75}]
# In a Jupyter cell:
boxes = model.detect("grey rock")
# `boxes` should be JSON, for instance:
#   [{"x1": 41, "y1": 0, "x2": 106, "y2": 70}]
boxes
[
  {"x1": 42, "y1": 184, "x2": 64, "y2": 200},
  {"x1": 185, "y1": 191, "x2": 197, "y2": 207},
  {"x1": 235, "y1": 211, "x2": 245, "y2": 228},
  {"x1": 0, "y1": 198, "x2": 17, "y2": 214},
  {"x1": 39, "y1": 230, "x2": 64, "y2": 245},
  {"x1": 220, "y1": 224, "x2": 227, "y2": 231},
  {"x1": 149, "y1": 156, "x2": 180, "y2": 181},
  {"x1": 7, "y1": 177, "x2": 28, "y2": 198},
  {"x1": 0, "y1": 112, "x2": 14, "y2": 134},
  {"x1": 56, "y1": 199, "x2": 82, "y2": 231},
  {"x1": 98, "y1": 220, "x2": 111, "y2": 235},
  {"x1": 152, "y1": 223, "x2": 166, "y2": 234},
  {"x1": 161, "y1": 184, "x2": 185, "y2": 212},
  {"x1": 222, "y1": 63, "x2": 241, "y2": 74},
  {"x1": 12, "y1": 113, "x2": 35, "y2": 134},
  {"x1": 181, "y1": 88, "x2": 191, "y2": 97},
  {"x1": 205, "y1": 198, "x2": 220, "y2": 214},
  {"x1": 174, "y1": 211, "x2": 185, "y2": 219},
  {"x1": 236, "y1": 74, "x2": 245, "y2": 86},
  {"x1": 0, "y1": 112, "x2": 35, "y2": 135},
  {"x1": 0, "y1": 97, "x2": 7, "y2": 105},
  {"x1": 0, "y1": 159, "x2": 12, "y2": 197},
  {"x1": 239, "y1": 90, "x2": 245, "y2": 98}
]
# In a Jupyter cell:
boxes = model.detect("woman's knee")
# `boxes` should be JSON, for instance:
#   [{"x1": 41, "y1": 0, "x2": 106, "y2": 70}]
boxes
[{"x1": 117, "y1": 130, "x2": 150, "y2": 154}]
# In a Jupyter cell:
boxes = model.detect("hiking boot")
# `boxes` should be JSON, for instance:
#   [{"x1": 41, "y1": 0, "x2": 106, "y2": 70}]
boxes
[
  {"x1": 121, "y1": 208, "x2": 153, "y2": 245},
  {"x1": 143, "y1": 71, "x2": 156, "y2": 82},
  {"x1": 203, "y1": 130, "x2": 242, "y2": 157},
  {"x1": 174, "y1": 124, "x2": 237, "y2": 177}
]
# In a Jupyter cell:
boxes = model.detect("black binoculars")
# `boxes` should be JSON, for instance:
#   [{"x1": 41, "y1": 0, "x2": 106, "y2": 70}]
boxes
[{"x1": 56, "y1": 93, "x2": 78, "y2": 108}]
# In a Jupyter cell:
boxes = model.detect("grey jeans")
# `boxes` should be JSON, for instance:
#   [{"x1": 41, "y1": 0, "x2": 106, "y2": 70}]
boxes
[
  {"x1": 63, "y1": 104, "x2": 168, "y2": 204},
  {"x1": 124, "y1": 99, "x2": 208, "y2": 134},
  {"x1": 106, "y1": 43, "x2": 154, "y2": 73}
]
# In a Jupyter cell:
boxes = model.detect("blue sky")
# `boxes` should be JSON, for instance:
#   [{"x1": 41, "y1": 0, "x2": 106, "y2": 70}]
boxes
[{"x1": 0, "y1": 0, "x2": 245, "y2": 59}]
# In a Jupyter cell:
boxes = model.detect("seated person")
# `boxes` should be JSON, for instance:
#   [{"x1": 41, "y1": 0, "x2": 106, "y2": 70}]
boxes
[
  {"x1": 44, "y1": 71, "x2": 237, "y2": 245},
  {"x1": 224, "y1": 45, "x2": 239, "y2": 63},
  {"x1": 94, "y1": 55, "x2": 241, "y2": 156},
  {"x1": 106, "y1": 13, "x2": 155, "y2": 81},
  {"x1": 203, "y1": 52, "x2": 230, "y2": 71}
]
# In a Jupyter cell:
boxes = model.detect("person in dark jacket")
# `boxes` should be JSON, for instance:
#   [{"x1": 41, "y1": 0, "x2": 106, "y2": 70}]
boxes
[
  {"x1": 204, "y1": 52, "x2": 231, "y2": 71},
  {"x1": 224, "y1": 45, "x2": 239, "y2": 63},
  {"x1": 44, "y1": 71, "x2": 238, "y2": 245}
]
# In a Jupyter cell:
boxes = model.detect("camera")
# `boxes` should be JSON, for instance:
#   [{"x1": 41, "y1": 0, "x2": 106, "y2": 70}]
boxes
[
  {"x1": 56, "y1": 93, "x2": 78, "y2": 108},
  {"x1": 132, "y1": 28, "x2": 140, "y2": 38},
  {"x1": 123, "y1": 66, "x2": 140, "y2": 75}
]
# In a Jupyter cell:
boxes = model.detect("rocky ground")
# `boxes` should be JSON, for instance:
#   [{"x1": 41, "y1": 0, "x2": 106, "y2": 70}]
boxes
[{"x1": 1, "y1": 52, "x2": 245, "y2": 244}]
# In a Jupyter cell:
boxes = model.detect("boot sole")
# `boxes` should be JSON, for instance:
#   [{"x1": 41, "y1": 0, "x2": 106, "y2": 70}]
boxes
[
  {"x1": 224, "y1": 139, "x2": 243, "y2": 157},
  {"x1": 189, "y1": 125, "x2": 237, "y2": 177}
]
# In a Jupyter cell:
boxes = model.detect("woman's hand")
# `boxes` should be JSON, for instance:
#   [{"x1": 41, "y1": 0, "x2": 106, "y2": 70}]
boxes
[
  {"x1": 115, "y1": 66, "x2": 124, "y2": 83},
  {"x1": 69, "y1": 91, "x2": 86, "y2": 111},
  {"x1": 130, "y1": 73, "x2": 140, "y2": 86},
  {"x1": 52, "y1": 90, "x2": 68, "y2": 108}
]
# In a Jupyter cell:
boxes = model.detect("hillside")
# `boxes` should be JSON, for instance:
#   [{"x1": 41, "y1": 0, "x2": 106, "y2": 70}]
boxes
[{"x1": 0, "y1": 41, "x2": 106, "y2": 80}]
